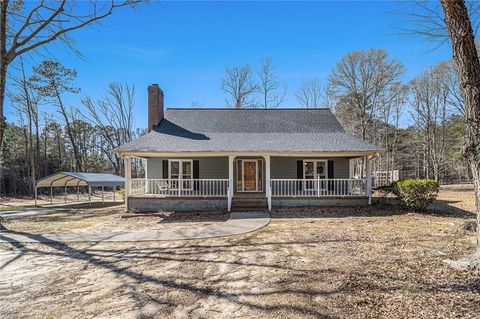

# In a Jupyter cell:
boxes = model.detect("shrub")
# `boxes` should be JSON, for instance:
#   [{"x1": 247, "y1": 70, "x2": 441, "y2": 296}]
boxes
[
  {"x1": 394, "y1": 178, "x2": 439, "y2": 210},
  {"x1": 118, "y1": 187, "x2": 126, "y2": 201}
]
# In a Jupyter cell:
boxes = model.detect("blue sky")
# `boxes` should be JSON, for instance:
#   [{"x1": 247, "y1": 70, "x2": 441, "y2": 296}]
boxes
[{"x1": 7, "y1": 1, "x2": 452, "y2": 129}]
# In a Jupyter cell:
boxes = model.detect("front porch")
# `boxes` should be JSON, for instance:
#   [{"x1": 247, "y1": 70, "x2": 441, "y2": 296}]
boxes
[{"x1": 124, "y1": 154, "x2": 374, "y2": 211}]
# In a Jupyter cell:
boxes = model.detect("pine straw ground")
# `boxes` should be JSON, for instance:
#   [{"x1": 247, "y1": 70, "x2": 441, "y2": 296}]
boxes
[{"x1": 0, "y1": 186, "x2": 479, "y2": 318}]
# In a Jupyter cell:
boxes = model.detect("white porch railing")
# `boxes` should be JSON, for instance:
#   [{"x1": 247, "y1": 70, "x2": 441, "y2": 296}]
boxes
[
  {"x1": 270, "y1": 179, "x2": 367, "y2": 197},
  {"x1": 130, "y1": 178, "x2": 229, "y2": 197}
]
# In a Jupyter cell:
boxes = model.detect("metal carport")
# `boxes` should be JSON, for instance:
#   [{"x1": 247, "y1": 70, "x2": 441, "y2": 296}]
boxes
[{"x1": 35, "y1": 172, "x2": 125, "y2": 206}]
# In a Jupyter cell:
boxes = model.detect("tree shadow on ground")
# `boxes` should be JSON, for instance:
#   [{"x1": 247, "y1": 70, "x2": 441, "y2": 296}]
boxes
[
  {"x1": 0, "y1": 231, "x2": 338, "y2": 318},
  {"x1": 47, "y1": 201, "x2": 123, "y2": 209},
  {"x1": 2, "y1": 208, "x2": 122, "y2": 224},
  {"x1": 428, "y1": 200, "x2": 475, "y2": 218},
  {"x1": 156, "y1": 211, "x2": 230, "y2": 224},
  {"x1": 1, "y1": 227, "x2": 479, "y2": 318}
]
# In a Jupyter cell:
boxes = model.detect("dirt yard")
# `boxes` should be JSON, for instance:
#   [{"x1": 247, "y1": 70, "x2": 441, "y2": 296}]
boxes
[
  {"x1": 0, "y1": 190, "x2": 121, "y2": 210},
  {"x1": 0, "y1": 186, "x2": 479, "y2": 318}
]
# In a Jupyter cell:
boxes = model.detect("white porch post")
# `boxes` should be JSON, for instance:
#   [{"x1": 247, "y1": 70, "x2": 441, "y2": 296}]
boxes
[
  {"x1": 348, "y1": 159, "x2": 354, "y2": 194},
  {"x1": 228, "y1": 155, "x2": 234, "y2": 211},
  {"x1": 125, "y1": 155, "x2": 132, "y2": 211},
  {"x1": 366, "y1": 156, "x2": 372, "y2": 205},
  {"x1": 265, "y1": 155, "x2": 271, "y2": 211},
  {"x1": 144, "y1": 158, "x2": 149, "y2": 194}
]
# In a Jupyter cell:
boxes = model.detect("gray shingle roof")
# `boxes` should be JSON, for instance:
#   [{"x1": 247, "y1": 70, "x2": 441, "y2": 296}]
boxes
[{"x1": 114, "y1": 108, "x2": 382, "y2": 153}]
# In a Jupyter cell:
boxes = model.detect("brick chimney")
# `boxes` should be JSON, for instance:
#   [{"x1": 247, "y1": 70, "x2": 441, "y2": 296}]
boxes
[{"x1": 148, "y1": 84, "x2": 164, "y2": 132}]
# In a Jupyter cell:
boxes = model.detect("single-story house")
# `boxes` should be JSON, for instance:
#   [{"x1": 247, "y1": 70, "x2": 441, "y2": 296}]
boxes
[{"x1": 113, "y1": 84, "x2": 382, "y2": 212}]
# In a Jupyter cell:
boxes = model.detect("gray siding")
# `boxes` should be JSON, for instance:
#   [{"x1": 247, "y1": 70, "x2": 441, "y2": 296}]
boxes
[
  {"x1": 333, "y1": 158, "x2": 350, "y2": 178},
  {"x1": 147, "y1": 156, "x2": 350, "y2": 180},
  {"x1": 147, "y1": 157, "x2": 228, "y2": 179},
  {"x1": 270, "y1": 157, "x2": 350, "y2": 179},
  {"x1": 147, "y1": 158, "x2": 164, "y2": 179},
  {"x1": 199, "y1": 157, "x2": 229, "y2": 179}
]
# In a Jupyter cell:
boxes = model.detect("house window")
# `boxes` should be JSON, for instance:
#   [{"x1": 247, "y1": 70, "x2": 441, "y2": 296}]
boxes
[
  {"x1": 169, "y1": 160, "x2": 193, "y2": 190},
  {"x1": 303, "y1": 160, "x2": 328, "y2": 190}
]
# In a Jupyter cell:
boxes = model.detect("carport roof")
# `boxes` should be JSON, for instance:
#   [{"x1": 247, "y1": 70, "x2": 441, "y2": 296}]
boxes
[{"x1": 36, "y1": 172, "x2": 125, "y2": 188}]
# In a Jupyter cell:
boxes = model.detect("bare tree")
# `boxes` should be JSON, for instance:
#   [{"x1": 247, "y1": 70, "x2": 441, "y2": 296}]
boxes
[
  {"x1": 328, "y1": 49, "x2": 405, "y2": 140},
  {"x1": 379, "y1": 83, "x2": 409, "y2": 180},
  {"x1": 82, "y1": 82, "x2": 136, "y2": 174},
  {"x1": 438, "y1": 0, "x2": 480, "y2": 272},
  {"x1": 435, "y1": 61, "x2": 464, "y2": 117},
  {"x1": 410, "y1": 64, "x2": 451, "y2": 181},
  {"x1": 221, "y1": 64, "x2": 259, "y2": 108},
  {"x1": 295, "y1": 78, "x2": 322, "y2": 108},
  {"x1": 30, "y1": 60, "x2": 82, "y2": 171},
  {"x1": 8, "y1": 57, "x2": 40, "y2": 194},
  {"x1": 0, "y1": 0, "x2": 144, "y2": 184},
  {"x1": 257, "y1": 57, "x2": 286, "y2": 108}
]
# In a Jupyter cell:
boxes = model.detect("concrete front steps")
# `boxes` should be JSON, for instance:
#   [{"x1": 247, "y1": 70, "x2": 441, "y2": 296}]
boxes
[{"x1": 231, "y1": 194, "x2": 268, "y2": 211}]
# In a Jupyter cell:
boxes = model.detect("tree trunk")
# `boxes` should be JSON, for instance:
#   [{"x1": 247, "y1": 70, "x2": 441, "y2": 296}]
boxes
[
  {"x1": 54, "y1": 86, "x2": 82, "y2": 171},
  {"x1": 441, "y1": 0, "x2": 480, "y2": 271},
  {"x1": 0, "y1": 0, "x2": 9, "y2": 198},
  {"x1": 20, "y1": 58, "x2": 36, "y2": 195},
  {"x1": 35, "y1": 115, "x2": 40, "y2": 178}
]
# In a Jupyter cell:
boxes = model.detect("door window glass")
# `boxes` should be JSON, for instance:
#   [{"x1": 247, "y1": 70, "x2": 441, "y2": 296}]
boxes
[
  {"x1": 258, "y1": 160, "x2": 263, "y2": 191},
  {"x1": 170, "y1": 161, "x2": 180, "y2": 179},
  {"x1": 304, "y1": 162, "x2": 314, "y2": 179},
  {"x1": 237, "y1": 160, "x2": 242, "y2": 190},
  {"x1": 317, "y1": 162, "x2": 326, "y2": 179}
]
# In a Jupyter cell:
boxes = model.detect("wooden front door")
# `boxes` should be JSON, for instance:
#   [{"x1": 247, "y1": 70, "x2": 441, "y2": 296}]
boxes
[
  {"x1": 237, "y1": 159, "x2": 263, "y2": 192},
  {"x1": 243, "y1": 161, "x2": 257, "y2": 191}
]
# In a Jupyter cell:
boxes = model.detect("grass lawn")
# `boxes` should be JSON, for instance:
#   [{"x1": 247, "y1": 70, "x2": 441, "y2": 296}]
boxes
[{"x1": 0, "y1": 185, "x2": 479, "y2": 318}]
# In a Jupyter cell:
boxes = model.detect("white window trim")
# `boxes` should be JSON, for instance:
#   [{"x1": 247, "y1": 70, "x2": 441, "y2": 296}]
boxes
[{"x1": 168, "y1": 159, "x2": 193, "y2": 190}]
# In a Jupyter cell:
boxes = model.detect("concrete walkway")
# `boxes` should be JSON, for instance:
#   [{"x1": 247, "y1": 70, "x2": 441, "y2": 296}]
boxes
[{"x1": 0, "y1": 211, "x2": 270, "y2": 243}]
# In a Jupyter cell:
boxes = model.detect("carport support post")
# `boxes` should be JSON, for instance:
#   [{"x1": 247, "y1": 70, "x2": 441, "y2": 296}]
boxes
[
  {"x1": 50, "y1": 186, "x2": 53, "y2": 204},
  {"x1": 64, "y1": 184, "x2": 67, "y2": 203},
  {"x1": 88, "y1": 186, "x2": 92, "y2": 207},
  {"x1": 113, "y1": 186, "x2": 116, "y2": 202},
  {"x1": 102, "y1": 186, "x2": 104, "y2": 204},
  {"x1": 366, "y1": 156, "x2": 372, "y2": 205},
  {"x1": 76, "y1": 181, "x2": 80, "y2": 202},
  {"x1": 34, "y1": 185, "x2": 38, "y2": 206}
]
